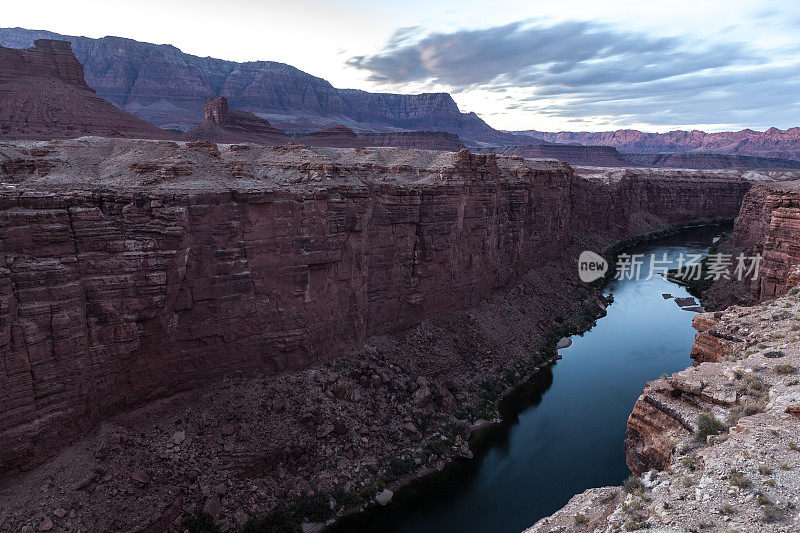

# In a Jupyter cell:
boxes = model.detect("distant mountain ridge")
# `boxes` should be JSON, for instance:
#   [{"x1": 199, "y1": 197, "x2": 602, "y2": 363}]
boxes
[
  {"x1": 490, "y1": 142, "x2": 800, "y2": 170},
  {"x1": 520, "y1": 128, "x2": 800, "y2": 161},
  {"x1": 0, "y1": 27, "x2": 524, "y2": 145}
]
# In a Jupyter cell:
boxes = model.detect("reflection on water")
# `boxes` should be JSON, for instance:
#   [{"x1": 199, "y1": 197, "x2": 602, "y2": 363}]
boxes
[{"x1": 331, "y1": 225, "x2": 726, "y2": 533}]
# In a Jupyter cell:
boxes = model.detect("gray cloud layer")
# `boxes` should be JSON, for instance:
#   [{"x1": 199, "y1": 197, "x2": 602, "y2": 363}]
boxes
[{"x1": 347, "y1": 20, "x2": 799, "y2": 128}]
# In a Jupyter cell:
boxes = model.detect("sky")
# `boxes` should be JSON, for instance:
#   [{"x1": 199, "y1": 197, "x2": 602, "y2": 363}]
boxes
[{"x1": 4, "y1": 0, "x2": 800, "y2": 132}]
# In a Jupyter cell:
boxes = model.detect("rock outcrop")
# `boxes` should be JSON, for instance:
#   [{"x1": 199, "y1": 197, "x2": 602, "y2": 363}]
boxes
[
  {"x1": 523, "y1": 128, "x2": 800, "y2": 161},
  {"x1": 0, "y1": 38, "x2": 87, "y2": 87},
  {"x1": 184, "y1": 96, "x2": 289, "y2": 144},
  {"x1": 297, "y1": 125, "x2": 367, "y2": 147},
  {"x1": 0, "y1": 39, "x2": 175, "y2": 141},
  {"x1": 0, "y1": 139, "x2": 752, "y2": 481}
]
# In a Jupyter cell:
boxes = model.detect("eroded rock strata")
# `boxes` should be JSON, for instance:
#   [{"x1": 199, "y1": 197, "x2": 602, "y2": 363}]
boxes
[
  {"x1": 524, "y1": 127, "x2": 800, "y2": 161},
  {"x1": 0, "y1": 140, "x2": 752, "y2": 530},
  {"x1": 705, "y1": 180, "x2": 800, "y2": 309},
  {"x1": 184, "y1": 96, "x2": 289, "y2": 144}
]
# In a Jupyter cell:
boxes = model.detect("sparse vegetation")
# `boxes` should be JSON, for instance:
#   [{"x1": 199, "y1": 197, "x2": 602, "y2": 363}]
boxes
[
  {"x1": 695, "y1": 412, "x2": 726, "y2": 442},
  {"x1": 720, "y1": 503, "x2": 735, "y2": 515},
  {"x1": 743, "y1": 400, "x2": 765, "y2": 415},
  {"x1": 574, "y1": 513, "x2": 588, "y2": 525},
  {"x1": 622, "y1": 475, "x2": 645, "y2": 495},
  {"x1": 761, "y1": 504, "x2": 786, "y2": 523},
  {"x1": 729, "y1": 470, "x2": 750, "y2": 488},
  {"x1": 774, "y1": 364, "x2": 795, "y2": 374},
  {"x1": 764, "y1": 350, "x2": 786, "y2": 359}
]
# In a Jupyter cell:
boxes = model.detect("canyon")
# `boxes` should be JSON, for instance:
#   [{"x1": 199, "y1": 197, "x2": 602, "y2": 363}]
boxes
[
  {"x1": 529, "y1": 180, "x2": 800, "y2": 532},
  {"x1": 3, "y1": 22, "x2": 800, "y2": 533},
  {"x1": 0, "y1": 138, "x2": 755, "y2": 531}
]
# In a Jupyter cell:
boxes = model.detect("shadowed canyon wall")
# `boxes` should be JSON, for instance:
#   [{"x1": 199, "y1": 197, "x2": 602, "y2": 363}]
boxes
[
  {"x1": 729, "y1": 181, "x2": 800, "y2": 301},
  {"x1": 0, "y1": 142, "x2": 752, "y2": 479}
]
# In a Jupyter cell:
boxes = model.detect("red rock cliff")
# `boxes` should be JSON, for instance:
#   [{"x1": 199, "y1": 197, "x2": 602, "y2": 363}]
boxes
[
  {"x1": 726, "y1": 180, "x2": 800, "y2": 301},
  {"x1": 0, "y1": 40, "x2": 175, "y2": 141},
  {"x1": 0, "y1": 39, "x2": 87, "y2": 87},
  {"x1": 0, "y1": 140, "x2": 751, "y2": 478}
]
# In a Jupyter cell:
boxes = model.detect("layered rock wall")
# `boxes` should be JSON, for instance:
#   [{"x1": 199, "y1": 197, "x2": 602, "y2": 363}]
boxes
[
  {"x1": 360, "y1": 131, "x2": 465, "y2": 151},
  {"x1": 0, "y1": 39, "x2": 176, "y2": 141},
  {"x1": 0, "y1": 39, "x2": 87, "y2": 87},
  {"x1": 0, "y1": 141, "x2": 751, "y2": 479},
  {"x1": 721, "y1": 181, "x2": 800, "y2": 302}
]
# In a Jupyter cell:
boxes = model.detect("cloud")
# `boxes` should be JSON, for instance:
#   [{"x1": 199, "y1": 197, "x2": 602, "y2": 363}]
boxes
[
  {"x1": 347, "y1": 20, "x2": 749, "y2": 88},
  {"x1": 347, "y1": 19, "x2": 800, "y2": 130}
]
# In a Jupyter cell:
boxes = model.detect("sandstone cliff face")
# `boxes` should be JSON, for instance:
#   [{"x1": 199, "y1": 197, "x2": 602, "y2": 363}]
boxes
[
  {"x1": 623, "y1": 152, "x2": 800, "y2": 170},
  {"x1": 0, "y1": 40, "x2": 175, "y2": 141},
  {"x1": 0, "y1": 140, "x2": 752, "y2": 479},
  {"x1": 718, "y1": 181, "x2": 800, "y2": 303},
  {"x1": 0, "y1": 38, "x2": 87, "y2": 87}
]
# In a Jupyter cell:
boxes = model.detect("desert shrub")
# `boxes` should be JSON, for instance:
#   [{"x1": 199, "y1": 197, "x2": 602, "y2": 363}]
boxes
[
  {"x1": 774, "y1": 364, "x2": 796, "y2": 374},
  {"x1": 764, "y1": 350, "x2": 786, "y2": 359},
  {"x1": 696, "y1": 412, "x2": 726, "y2": 441},
  {"x1": 762, "y1": 504, "x2": 785, "y2": 523},
  {"x1": 743, "y1": 400, "x2": 765, "y2": 415},
  {"x1": 574, "y1": 513, "x2": 588, "y2": 525},
  {"x1": 622, "y1": 475, "x2": 645, "y2": 495},
  {"x1": 729, "y1": 470, "x2": 750, "y2": 488}
]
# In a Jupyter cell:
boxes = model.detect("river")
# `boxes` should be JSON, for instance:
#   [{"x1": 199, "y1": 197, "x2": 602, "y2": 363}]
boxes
[{"x1": 330, "y1": 225, "x2": 725, "y2": 533}]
